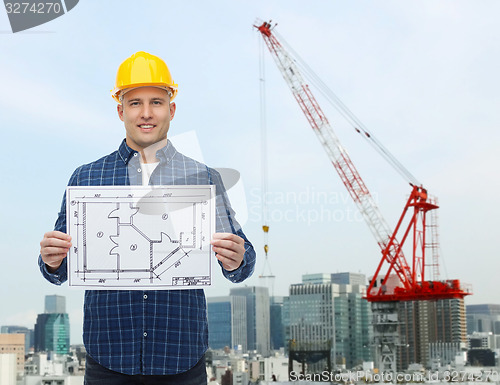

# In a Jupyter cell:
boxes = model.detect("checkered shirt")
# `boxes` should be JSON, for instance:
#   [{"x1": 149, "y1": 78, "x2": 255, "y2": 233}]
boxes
[{"x1": 38, "y1": 139, "x2": 256, "y2": 375}]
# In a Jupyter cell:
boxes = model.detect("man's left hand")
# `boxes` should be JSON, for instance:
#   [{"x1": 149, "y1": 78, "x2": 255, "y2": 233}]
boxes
[{"x1": 211, "y1": 233, "x2": 245, "y2": 271}]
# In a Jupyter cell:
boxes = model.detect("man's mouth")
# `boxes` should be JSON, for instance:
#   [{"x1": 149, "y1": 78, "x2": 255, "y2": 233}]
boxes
[{"x1": 138, "y1": 124, "x2": 155, "y2": 131}]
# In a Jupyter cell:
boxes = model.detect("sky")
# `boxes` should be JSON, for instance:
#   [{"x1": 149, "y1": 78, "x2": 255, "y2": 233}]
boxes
[{"x1": 0, "y1": 0, "x2": 499, "y2": 345}]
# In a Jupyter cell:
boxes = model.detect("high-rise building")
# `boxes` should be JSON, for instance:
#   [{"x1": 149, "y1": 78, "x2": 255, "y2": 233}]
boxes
[
  {"x1": 286, "y1": 273, "x2": 372, "y2": 370},
  {"x1": 398, "y1": 298, "x2": 467, "y2": 369},
  {"x1": 207, "y1": 296, "x2": 247, "y2": 351},
  {"x1": 230, "y1": 286, "x2": 271, "y2": 356},
  {"x1": 270, "y1": 296, "x2": 285, "y2": 350},
  {"x1": 34, "y1": 313, "x2": 70, "y2": 354},
  {"x1": 34, "y1": 295, "x2": 70, "y2": 355},
  {"x1": 45, "y1": 294, "x2": 66, "y2": 314},
  {"x1": 0, "y1": 333, "x2": 25, "y2": 374}
]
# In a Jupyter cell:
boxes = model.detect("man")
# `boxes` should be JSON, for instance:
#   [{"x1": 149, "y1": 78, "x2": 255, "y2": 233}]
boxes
[{"x1": 39, "y1": 51, "x2": 256, "y2": 384}]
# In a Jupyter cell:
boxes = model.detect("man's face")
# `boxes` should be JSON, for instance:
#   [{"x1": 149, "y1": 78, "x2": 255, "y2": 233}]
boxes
[{"x1": 117, "y1": 87, "x2": 176, "y2": 152}]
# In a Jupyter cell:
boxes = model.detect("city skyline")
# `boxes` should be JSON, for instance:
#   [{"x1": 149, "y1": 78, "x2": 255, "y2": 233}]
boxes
[{"x1": 1, "y1": 1, "x2": 499, "y2": 345}]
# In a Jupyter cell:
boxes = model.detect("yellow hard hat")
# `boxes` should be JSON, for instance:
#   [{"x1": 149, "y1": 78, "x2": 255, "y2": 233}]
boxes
[{"x1": 111, "y1": 51, "x2": 178, "y2": 103}]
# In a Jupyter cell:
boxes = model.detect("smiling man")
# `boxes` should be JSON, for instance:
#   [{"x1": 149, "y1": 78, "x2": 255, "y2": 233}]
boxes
[{"x1": 38, "y1": 51, "x2": 256, "y2": 384}]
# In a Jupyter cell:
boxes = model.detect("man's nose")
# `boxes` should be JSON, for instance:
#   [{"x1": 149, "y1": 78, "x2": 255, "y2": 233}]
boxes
[{"x1": 141, "y1": 104, "x2": 153, "y2": 119}]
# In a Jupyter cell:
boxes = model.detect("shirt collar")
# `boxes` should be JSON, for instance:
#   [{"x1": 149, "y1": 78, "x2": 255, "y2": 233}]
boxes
[
  {"x1": 118, "y1": 139, "x2": 135, "y2": 164},
  {"x1": 155, "y1": 139, "x2": 178, "y2": 164},
  {"x1": 117, "y1": 138, "x2": 178, "y2": 165}
]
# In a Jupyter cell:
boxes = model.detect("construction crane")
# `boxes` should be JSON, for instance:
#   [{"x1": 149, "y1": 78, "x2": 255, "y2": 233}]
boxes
[
  {"x1": 254, "y1": 20, "x2": 470, "y2": 303},
  {"x1": 255, "y1": 20, "x2": 471, "y2": 373}
]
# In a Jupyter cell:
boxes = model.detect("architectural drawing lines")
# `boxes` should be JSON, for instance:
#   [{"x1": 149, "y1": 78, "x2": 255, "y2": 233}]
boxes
[{"x1": 67, "y1": 185, "x2": 215, "y2": 290}]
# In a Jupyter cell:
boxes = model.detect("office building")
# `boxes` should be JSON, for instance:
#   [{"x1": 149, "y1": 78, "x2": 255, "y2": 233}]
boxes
[
  {"x1": 45, "y1": 294, "x2": 66, "y2": 314},
  {"x1": 34, "y1": 313, "x2": 70, "y2": 354},
  {"x1": 1, "y1": 325, "x2": 34, "y2": 352},
  {"x1": 398, "y1": 298, "x2": 467, "y2": 369},
  {"x1": 230, "y1": 286, "x2": 271, "y2": 356},
  {"x1": 34, "y1": 296, "x2": 70, "y2": 355},
  {"x1": 466, "y1": 304, "x2": 500, "y2": 335},
  {"x1": 0, "y1": 354, "x2": 16, "y2": 385},
  {"x1": 0, "y1": 333, "x2": 25, "y2": 374},
  {"x1": 207, "y1": 296, "x2": 247, "y2": 351},
  {"x1": 468, "y1": 332, "x2": 495, "y2": 350},
  {"x1": 270, "y1": 296, "x2": 285, "y2": 350},
  {"x1": 287, "y1": 273, "x2": 372, "y2": 370}
]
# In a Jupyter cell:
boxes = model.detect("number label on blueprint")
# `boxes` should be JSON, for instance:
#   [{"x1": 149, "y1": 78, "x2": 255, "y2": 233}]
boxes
[{"x1": 66, "y1": 185, "x2": 215, "y2": 289}]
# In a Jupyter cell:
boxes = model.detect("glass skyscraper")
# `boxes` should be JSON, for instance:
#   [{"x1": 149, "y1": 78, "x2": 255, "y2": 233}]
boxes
[
  {"x1": 44, "y1": 295, "x2": 66, "y2": 314},
  {"x1": 207, "y1": 296, "x2": 247, "y2": 351},
  {"x1": 34, "y1": 295, "x2": 70, "y2": 355},
  {"x1": 230, "y1": 286, "x2": 271, "y2": 356},
  {"x1": 34, "y1": 313, "x2": 70, "y2": 354}
]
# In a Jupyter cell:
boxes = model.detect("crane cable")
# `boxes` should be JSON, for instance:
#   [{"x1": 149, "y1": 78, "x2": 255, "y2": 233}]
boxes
[
  {"x1": 274, "y1": 30, "x2": 421, "y2": 187},
  {"x1": 259, "y1": 36, "x2": 274, "y2": 280}
]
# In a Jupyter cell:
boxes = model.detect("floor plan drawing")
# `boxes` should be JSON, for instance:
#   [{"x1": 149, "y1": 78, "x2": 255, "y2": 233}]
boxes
[{"x1": 66, "y1": 185, "x2": 215, "y2": 289}]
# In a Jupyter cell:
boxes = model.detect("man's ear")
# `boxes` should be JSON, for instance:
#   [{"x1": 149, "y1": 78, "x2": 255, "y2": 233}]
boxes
[
  {"x1": 170, "y1": 102, "x2": 176, "y2": 120},
  {"x1": 117, "y1": 104, "x2": 124, "y2": 122}
]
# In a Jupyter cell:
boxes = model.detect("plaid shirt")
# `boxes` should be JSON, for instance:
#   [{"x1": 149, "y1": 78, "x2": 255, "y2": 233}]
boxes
[{"x1": 38, "y1": 139, "x2": 256, "y2": 375}]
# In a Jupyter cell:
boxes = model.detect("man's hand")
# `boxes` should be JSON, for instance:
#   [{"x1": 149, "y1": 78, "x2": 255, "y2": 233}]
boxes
[
  {"x1": 211, "y1": 233, "x2": 245, "y2": 272},
  {"x1": 40, "y1": 231, "x2": 72, "y2": 273}
]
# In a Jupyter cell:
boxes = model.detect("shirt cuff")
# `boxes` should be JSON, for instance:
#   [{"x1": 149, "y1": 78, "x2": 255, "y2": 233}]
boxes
[
  {"x1": 222, "y1": 257, "x2": 248, "y2": 282},
  {"x1": 38, "y1": 255, "x2": 67, "y2": 285}
]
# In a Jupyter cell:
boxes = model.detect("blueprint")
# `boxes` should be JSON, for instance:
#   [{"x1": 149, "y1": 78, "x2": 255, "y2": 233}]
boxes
[{"x1": 66, "y1": 185, "x2": 215, "y2": 289}]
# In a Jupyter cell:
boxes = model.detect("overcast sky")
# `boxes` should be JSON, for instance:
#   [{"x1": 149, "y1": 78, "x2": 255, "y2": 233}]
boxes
[{"x1": 1, "y1": 1, "x2": 499, "y2": 344}]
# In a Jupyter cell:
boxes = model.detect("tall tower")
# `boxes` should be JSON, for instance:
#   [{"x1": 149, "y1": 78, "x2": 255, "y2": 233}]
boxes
[
  {"x1": 230, "y1": 286, "x2": 271, "y2": 356},
  {"x1": 398, "y1": 298, "x2": 467, "y2": 369},
  {"x1": 207, "y1": 296, "x2": 247, "y2": 351},
  {"x1": 44, "y1": 295, "x2": 66, "y2": 314},
  {"x1": 34, "y1": 295, "x2": 70, "y2": 354},
  {"x1": 270, "y1": 296, "x2": 285, "y2": 350}
]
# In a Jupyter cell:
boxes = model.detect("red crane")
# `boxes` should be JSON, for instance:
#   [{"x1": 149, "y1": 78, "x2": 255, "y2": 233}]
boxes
[{"x1": 255, "y1": 20, "x2": 470, "y2": 302}]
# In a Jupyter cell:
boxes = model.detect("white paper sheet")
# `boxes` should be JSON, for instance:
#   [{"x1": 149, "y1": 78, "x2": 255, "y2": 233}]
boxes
[{"x1": 66, "y1": 185, "x2": 215, "y2": 289}]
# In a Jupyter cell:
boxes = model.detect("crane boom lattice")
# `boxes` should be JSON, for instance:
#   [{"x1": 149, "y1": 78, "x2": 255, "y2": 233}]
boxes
[
  {"x1": 255, "y1": 21, "x2": 413, "y2": 296},
  {"x1": 254, "y1": 20, "x2": 470, "y2": 302}
]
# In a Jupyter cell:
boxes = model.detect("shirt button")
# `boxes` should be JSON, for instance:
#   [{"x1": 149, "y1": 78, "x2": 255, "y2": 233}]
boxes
[
  {"x1": 143, "y1": 332, "x2": 148, "y2": 337},
  {"x1": 134, "y1": 153, "x2": 138, "y2": 157},
  {"x1": 143, "y1": 294, "x2": 148, "y2": 300},
  {"x1": 137, "y1": 168, "x2": 142, "y2": 173}
]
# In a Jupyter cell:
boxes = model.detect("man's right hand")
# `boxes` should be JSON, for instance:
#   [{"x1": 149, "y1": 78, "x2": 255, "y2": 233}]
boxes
[{"x1": 40, "y1": 231, "x2": 72, "y2": 273}]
